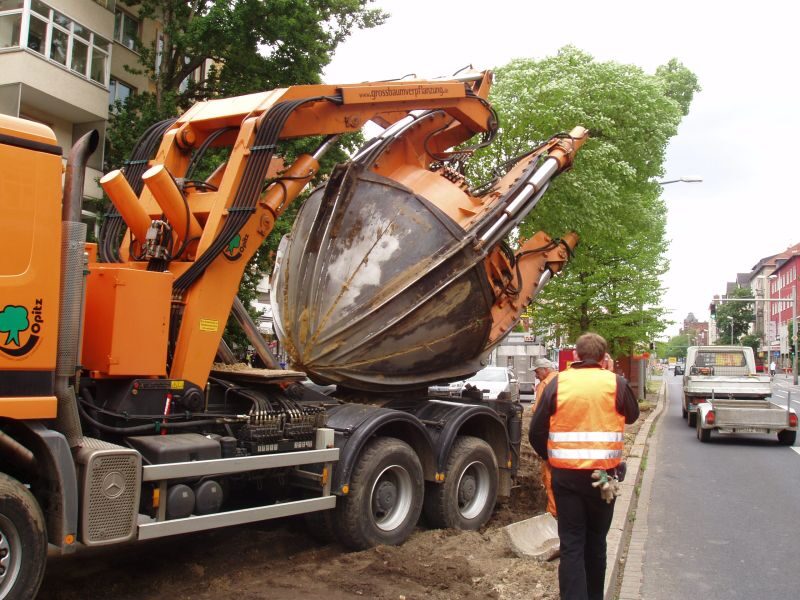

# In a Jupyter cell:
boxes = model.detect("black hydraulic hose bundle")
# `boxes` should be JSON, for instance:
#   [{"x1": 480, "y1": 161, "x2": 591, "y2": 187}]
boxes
[
  {"x1": 173, "y1": 95, "x2": 339, "y2": 295},
  {"x1": 98, "y1": 118, "x2": 178, "y2": 263}
]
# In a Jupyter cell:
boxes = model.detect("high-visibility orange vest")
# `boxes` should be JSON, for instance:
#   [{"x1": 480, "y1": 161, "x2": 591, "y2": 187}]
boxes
[
  {"x1": 547, "y1": 366, "x2": 625, "y2": 470},
  {"x1": 534, "y1": 371, "x2": 557, "y2": 407}
]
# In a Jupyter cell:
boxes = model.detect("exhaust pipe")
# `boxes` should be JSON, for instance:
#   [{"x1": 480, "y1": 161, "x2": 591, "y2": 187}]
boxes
[
  {"x1": 62, "y1": 131, "x2": 99, "y2": 223},
  {"x1": 56, "y1": 130, "x2": 99, "y2": 447}
]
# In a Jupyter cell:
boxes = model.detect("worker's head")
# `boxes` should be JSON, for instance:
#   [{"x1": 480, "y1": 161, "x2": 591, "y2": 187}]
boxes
[
  {"x1": 574, "y1": 332, "x2": 607, "y2": 363},
  {"x1": 532, "y1": 357, "x2": 554, "y2": 379}
]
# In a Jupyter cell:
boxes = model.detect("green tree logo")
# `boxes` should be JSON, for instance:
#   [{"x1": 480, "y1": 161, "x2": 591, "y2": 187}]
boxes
[
  {"x1": 0, "y1": 305, "x2": 29, "y2": 347},
  {"x1": 226, "y1": 234, "x2": 241, "y2": 255},
  {"x1": 223, "y1": 233, "x2": 248, "y2": 261}
]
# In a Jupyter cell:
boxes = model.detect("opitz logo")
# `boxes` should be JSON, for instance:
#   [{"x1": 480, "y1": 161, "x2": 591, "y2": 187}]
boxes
[
  {"x1": 222, "y1": 233, "x2": 248, "y2": 261},
  {"x1": 0, "y1": 300, "x2": 43, "y2": 358}
]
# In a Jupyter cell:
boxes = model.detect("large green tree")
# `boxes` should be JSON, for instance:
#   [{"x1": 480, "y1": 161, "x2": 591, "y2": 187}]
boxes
[
  {"x1": 471, "y1": 47, "x2": 699, "y2": 356},
  {"x1": 714, "y1": 286, "x2": 755, "y2": 345}
]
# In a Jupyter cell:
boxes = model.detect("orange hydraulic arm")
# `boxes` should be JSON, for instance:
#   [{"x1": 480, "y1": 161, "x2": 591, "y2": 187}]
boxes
[
  {"x1": 91, "y1": 70, "x2": 586, "y2": 391},
  {"x1": 95, "y1": 73, "x2": 499, "y2": 386}
]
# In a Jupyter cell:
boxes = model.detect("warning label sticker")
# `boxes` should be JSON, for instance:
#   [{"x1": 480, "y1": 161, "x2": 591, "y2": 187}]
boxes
[{"x1": 199, "y1": 319, "x2": 219, "y2": 332}]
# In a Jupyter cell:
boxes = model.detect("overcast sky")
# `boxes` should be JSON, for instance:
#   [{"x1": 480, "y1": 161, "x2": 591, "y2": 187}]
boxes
[{"x1": 323, "y1": 0, "x2": 800, "y2": 338}]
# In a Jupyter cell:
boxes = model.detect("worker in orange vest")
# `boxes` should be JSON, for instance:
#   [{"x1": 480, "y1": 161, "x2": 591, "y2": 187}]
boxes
[
  {"x1": 529, "y1": 333, "x2": 639, "y2": 600},
  {"x1": 532, "y1": 357, "x2": 558, "y2": 518}
]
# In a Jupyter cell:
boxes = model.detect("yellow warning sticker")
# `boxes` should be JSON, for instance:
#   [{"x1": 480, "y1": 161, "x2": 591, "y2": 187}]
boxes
[
  {"x1": 199, "y1": 319, "x2": 219, "y2": 332},
  {"x1": 170, "y1": 380, "x2": 185, "y2": 390}
]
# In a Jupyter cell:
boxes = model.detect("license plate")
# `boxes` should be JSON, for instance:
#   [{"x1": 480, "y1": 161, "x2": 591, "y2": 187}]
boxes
[{"x1": 733, "y1": 427, "x2": 765, "y2": 433}]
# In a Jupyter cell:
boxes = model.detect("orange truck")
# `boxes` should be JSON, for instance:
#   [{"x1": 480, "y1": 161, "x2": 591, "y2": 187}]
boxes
[{"x1": 0, "y1": 71, "x2": 586, "y2": 598}]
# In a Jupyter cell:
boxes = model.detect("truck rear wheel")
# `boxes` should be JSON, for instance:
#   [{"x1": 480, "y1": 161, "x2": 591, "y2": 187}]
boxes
[
  {"x1": 778, "y1": 430, "x2": 797, "y2": 446},
  {"x1": 0, "y1": 473, "x2": 47, "y2": 600},
  {"x1": 697, "y1": 421, "x2": 711, "y2": 443},
  {"x1": 687, "y1": 411, "x2": 697, "y2": 428},
  {"x1": 333, "y1": 437, "x2": 423, "y2": 550},
  {"x1": 423, "y1": 436, "x2": 498, "y2": 531}
]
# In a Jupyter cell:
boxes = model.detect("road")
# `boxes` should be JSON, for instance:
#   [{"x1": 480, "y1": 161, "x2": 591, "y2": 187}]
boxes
[{"x1": 640, "y1": 375, "x2": 800, "y2": 599}]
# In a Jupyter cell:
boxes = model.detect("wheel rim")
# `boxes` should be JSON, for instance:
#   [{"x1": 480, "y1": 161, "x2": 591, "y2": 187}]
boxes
[
  {"x1": 370, "y1": 465, "x2": 413, "y2": 532},
  {"x1": 0, "y1": 513, "x2": 23, "y2": 597},
  {"x1": 456, "y1": 460, "x2": 491, "y2": 520}
]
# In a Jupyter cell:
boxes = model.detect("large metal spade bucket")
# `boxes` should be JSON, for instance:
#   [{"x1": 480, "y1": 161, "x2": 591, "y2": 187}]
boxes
[{"x1": 272, "y1": 164, "x2": 495, "y2": 392}]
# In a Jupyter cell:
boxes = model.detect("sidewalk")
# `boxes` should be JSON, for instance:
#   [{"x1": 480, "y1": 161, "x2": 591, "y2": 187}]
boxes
[{"x1": 605, "y1": 379, "x2": 667, "y2": 600}]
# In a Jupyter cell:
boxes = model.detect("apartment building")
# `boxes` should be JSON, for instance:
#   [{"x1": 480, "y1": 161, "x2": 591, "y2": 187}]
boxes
[{"x1": 0, "y1": 0, "x2": 158, "y2": 203}]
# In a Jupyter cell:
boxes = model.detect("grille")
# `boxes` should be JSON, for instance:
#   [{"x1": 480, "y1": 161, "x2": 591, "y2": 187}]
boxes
[{"x1": 77, "y1": 444, "x2": 141, "y2": 546}]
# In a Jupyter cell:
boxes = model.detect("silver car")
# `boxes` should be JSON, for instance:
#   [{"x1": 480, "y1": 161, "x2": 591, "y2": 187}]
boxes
[
  {"x1": 428, "y1": 379, "x2": 465, "y2": 397},
  {"x1": 462, "y1": 367, "x2": 519, "y2": 402}
]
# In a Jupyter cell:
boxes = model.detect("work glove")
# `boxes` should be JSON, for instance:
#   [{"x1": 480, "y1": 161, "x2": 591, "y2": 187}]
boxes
[{"x1": 591, "y1": 469, "x2": 621, "y2": 504}]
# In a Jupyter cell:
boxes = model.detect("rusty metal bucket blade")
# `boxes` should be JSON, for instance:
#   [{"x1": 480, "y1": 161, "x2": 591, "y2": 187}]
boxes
[{"x1": 272, "y1": 165, "x2": 493, "y2": 391}]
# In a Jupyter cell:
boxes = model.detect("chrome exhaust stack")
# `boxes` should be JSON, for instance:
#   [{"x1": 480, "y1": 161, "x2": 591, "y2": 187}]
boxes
[{"x1": 56, "y1": 130, "x2": 98, "y2": 447}]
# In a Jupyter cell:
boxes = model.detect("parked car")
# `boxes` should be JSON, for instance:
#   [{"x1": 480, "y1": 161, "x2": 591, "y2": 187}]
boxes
[
  {"x1": 428, "y1": 379, "x2": 465, "y2": 397},
  {"x1": 674, "y1": 364, "x2": 684, "y2": 375},
  {"x1": 462, "y1": 366, "x2": 519, "y2": 402}
]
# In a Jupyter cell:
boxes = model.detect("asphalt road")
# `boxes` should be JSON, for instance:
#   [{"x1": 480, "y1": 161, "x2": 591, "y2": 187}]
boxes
[{"x1": 641, "y1": 375, "x2": 800, "y2": 599}]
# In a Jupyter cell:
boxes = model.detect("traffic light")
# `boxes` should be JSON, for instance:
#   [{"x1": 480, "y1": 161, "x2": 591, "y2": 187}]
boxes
[{"x1": 709, "y1": 302, "x2": 716, "y2": 318}]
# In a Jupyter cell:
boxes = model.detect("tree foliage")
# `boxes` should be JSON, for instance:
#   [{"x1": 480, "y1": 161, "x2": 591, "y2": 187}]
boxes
[
  {"x1": 107, "y1": 0, "x2": 385, "y2": 169},
  {"x1": 713, "y1": 287, "x2": 754, "y2": 345},
  {"x1": 740, "y1": 334, "x2": 760, "y2": 354},
  {"x1": 471, "y1": 47, "x2": 700, "y2": 356},
  {"x1": 662, "y1": 334, "x2": 691, "y2": 359}
]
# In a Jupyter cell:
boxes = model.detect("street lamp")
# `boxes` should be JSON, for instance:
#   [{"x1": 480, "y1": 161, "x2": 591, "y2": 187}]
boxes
[
  {"x1": 658, "y1": 176, "x2": 703, "y2": 185},
  {"x1": 728, "y1": 315, "x2": 735, "y2": 345}
]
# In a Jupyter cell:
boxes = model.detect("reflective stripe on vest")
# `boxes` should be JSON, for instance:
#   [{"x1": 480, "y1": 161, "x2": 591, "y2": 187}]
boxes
[
  {"x1": 549, "y1": 448, "x2": 623, "y2": 460},
  {"x1": 549, "y1": 432, "x2": 624, "y2": 442},
  {"x1": 547, "y1": 367, "x2": 626, "y2": 470}
]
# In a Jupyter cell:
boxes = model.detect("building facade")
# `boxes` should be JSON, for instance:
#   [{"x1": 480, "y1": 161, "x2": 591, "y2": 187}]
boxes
[
  {"x1": 768, "y1": 251, "x2": 800, "y2": 369},
  {"x1": 0, "y1": 0, "x2": 159, "y2": 205}
]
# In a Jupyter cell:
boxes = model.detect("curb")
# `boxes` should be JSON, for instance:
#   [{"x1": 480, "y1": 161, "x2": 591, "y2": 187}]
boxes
[{"x1": 604, "y1": 380, "x2": 667, "y2": 600}]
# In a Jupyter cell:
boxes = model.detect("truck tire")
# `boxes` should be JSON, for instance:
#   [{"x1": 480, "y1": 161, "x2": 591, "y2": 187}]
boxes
[
  {"x1": 697, "y1": 421, "x2": 711, "y2": 443},
  {"x1": 0, "y1": 473, "x2": 47, "y2": 600},
  {"x1": 778, "y1": 430, "x2": 797, "y2": 446},
  {"x1": 687, "y1": 412, "x2": 697, "y2": 428},
  {"x1": 681, "y1": 406, "x2": 687, "y2": 419},
  {"x1": 333, "y1": 437, "x2": 423, "y2": 550},
  {"x1": 423, "y1": 436, "x2": 498, "y2": 531}
]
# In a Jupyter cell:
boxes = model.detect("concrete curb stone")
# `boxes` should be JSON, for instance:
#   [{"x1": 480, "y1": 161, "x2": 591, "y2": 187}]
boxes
[{"x1": 604, "y1": 380, "x2": 667, "y2": 600}]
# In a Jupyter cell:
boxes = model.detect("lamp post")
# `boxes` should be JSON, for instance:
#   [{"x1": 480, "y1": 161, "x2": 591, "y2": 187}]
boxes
[
  {"x1": 728, "y1": 315, "x2": 735, "y2": 345},
  {"x1": 658, "y1": 176, "x2": 703, "y2": 185}
]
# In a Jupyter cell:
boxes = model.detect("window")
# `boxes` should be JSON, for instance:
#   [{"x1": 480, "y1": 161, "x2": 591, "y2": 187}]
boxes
[
  {"x1": 113, "y1": 9, "x2": 138, "y2": 51},
  {"x1": 0, "y1": 1, "x2": 22, "y2": 49},
  {"x1": 19, "y1": 2, "x2": 110, "y2": 84},
  {"x1": 26, "y1": 13, "x2": 45, "y2": 53},
  {"x1": 109, "y1": 77, "x2": 134, "y2": 106}
]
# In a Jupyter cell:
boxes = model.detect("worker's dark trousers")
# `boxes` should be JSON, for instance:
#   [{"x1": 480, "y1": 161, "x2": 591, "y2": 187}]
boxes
[{"x1": 552, "y1": 467, "x2": 615, "y2": 600}]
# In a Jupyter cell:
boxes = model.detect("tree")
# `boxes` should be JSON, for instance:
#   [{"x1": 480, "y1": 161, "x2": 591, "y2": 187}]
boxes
[
  {"x1": 473, "y1": 47, "x2": 700, "y2": 356},
  {"x1": 740, "y1": 334, "x2": 760, "y2": 354},
  {"x1": 713, "y1": 287, "x2": 755, "y2": 345},
  {"x1": 662, "y1": 334, "x2": 690, "y2": 359}
]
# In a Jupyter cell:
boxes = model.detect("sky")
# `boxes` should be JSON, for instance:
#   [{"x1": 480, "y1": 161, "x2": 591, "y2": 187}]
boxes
[{"x1": 323, "y1": 0, "x2": 800, "y2": 338}]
